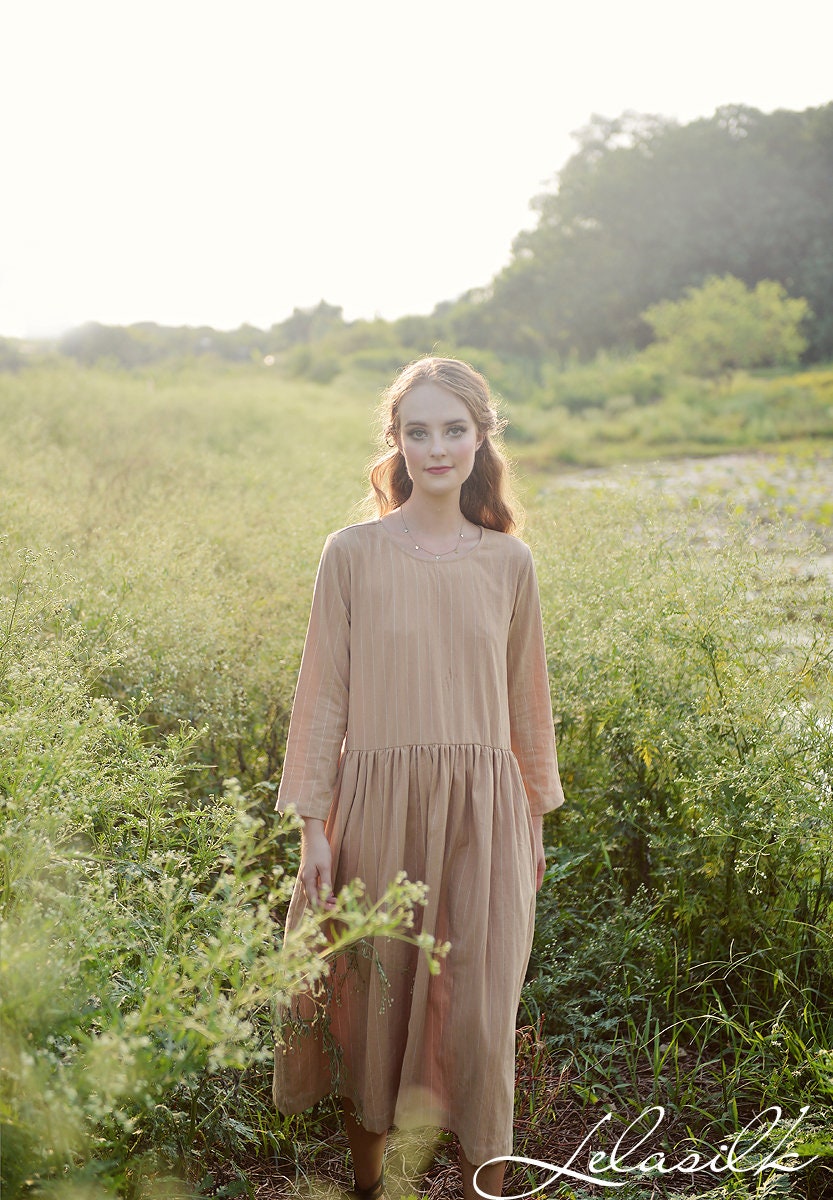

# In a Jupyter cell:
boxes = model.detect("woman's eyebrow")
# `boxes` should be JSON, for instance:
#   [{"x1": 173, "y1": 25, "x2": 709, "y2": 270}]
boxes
[{"x1": 403, "y1": 418, "x2": 469, "y2": 428}]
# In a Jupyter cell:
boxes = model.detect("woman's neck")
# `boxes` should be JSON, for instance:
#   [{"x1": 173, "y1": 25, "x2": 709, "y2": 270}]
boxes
[{"x1": 400, "y1": 493, "x2": 465, "y2": 536}]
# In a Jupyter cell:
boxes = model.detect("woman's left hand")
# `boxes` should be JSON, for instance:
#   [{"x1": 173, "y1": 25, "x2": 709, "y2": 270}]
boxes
[{"x1": 532, "y1": 814, "x2": 546, "y2": 891}]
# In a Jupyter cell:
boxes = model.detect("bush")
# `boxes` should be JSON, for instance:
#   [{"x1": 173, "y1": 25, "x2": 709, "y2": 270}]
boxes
[
  {"x1": 642, "y1": 275, "x2": 811, "y2": 377},
  {"x1": 345, "y1": 345, "x2": 412, "y2": 375},
  {"x1": 0, "y1": 337, "x2": 24, "y2": 372},
  {"x1": 284, "y1": 345, "x2": 342, "y2": 383},
  {"x1": 528, "y1": 493, "x2": 833, "y2": 1051},
  {"x1": 0, "y1": 548, "x2": 446, "y2": 1198}
]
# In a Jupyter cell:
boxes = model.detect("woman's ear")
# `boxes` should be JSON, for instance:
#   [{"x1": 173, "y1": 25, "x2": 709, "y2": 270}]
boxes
[
  {"x1": 476, "y1": 433, "x2": 485, "y2": 451},
  {"x1": 385, "y1": 430, "x2": 401, "y2": 452}
]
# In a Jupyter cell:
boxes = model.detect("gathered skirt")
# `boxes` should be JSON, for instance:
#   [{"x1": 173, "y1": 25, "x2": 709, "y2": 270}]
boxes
[{"x1": 273, "y1": 742, "x2": 538, "y2": 1165}]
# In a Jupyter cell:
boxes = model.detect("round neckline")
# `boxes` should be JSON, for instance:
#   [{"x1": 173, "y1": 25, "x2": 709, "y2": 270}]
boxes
[{"x1": 375, "y1": 517, "x2": 486, "y2": 563}]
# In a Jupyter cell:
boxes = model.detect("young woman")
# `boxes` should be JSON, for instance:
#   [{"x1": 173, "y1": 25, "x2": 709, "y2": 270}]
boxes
[{"x1": 273, "y1": 357, "x2": 565, "y2": 1200}]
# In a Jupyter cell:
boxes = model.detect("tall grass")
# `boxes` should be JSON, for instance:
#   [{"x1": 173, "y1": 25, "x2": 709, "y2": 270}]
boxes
[
  {"x1": 506, "y1": 359, "x2": 833, "y2": 467},
  {"x1": 2, "y1": 361, "x2": 833, "y2": 1197},
  {"x1": 520, "y1": 487, "x2": 833, "y2": 1194},
  {"x1": 0, "y1": 542, "x2": 446, "y2": 1198},
  {"x1": 0, "y1": 363, "x2": 375, "y2": 791}
]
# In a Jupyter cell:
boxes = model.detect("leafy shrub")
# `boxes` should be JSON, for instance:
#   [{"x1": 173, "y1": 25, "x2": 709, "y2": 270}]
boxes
[
  {"x1": 285, "y1": 345, "x2": 342, "y2": 383},
  {"x1": 345, "y1": 345, "x2": 412, "y2": 374},
  {"x1": 642, "y1": 276, "x2": 811, "y2": 377},
  {"x1": 608, "y1": 357, "x2": 667, "y2": 404},
  {"x1": 540, "y1": 354, "x2": 669, "y2": 416},
  {"x1": 529, "y1": 492, "x2": 833, "y2": 1050},
  {"x1": 548, "y1": 365, "x2": 610, "y2": 413},
  {"x1": 0, "y1": 548, "x2": 445, "y2": 1198},
  {"x1": 0, "y1": 337, "x2": 24, "y2": 372},
  {"x1": 0, "y1": 364, "x2": 374, "y2": 795}
]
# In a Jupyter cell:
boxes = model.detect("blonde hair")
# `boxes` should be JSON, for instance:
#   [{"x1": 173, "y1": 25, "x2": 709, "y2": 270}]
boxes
[{"x1": 363, "y1": 357, "x2": 521, "y2": 534}]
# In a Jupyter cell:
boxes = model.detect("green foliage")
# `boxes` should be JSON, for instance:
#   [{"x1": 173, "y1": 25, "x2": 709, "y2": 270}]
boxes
[
  {"x1": 538, "y1": 352, "x2": 668, "y2": 414},
  {"x1": 526, "y1": 491, "x2": 833, "y2": 1043},
  {"x1": 469, "y1": 102, "x2": 833, "y2": 361},
  {"x1": 521, "y1": 489, "x2": 833, "y2": 1192},
  {"x1": 20, "y1": 100, "x2": 833, "y2": 392},
  {"x1": 59, "y1": 322, "x2": 264, "y2": 367},
  {"x1": 4, "y1": 361, "x2": 833, "y2": 1194},
  {"x1": 270, "y1": 300, "x2": 345, "y2": 349},
  {"x1": 391, "y1": 312, "x2": 446, "y2": 350},
  {"x1": 0, "y1": 336, "x2": 24, "y2": 371},
  {"x1": 505, "y1": 362, "x2": 833, "y2": 467},
  {"x1": 285, "y1": 343, "x2": 343, "y2": 383},
  {"x1": 642, "y1": 276, "x2": 810, "y2": 377},
  {"x1": 0, "y1": 363, "x2": 375, "y2": 792},
  {"x1": 0, "y1": 548, "x2": 446, "y2": 1198}
]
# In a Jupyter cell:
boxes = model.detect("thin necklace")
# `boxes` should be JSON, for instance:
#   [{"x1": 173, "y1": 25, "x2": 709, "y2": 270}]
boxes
[{"x1": 400, "y1": 505, "x2": 465, "y2": 559}]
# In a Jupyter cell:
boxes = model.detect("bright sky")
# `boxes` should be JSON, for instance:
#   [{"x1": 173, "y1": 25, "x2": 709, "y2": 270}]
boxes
[{"x1": 2, "y1": 0, "x2": 832, "y2": 338}]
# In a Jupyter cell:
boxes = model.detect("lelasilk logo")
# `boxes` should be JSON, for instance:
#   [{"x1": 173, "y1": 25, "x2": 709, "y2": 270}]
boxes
[{"x1": 473, "y1": 1105, "x2": 819, "y2": 1197}]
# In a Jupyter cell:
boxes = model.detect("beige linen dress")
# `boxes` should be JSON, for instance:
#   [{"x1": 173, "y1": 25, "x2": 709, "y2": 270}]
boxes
[{"x1": 273, "y1": 518, "x2": 564, "y2": 1164}]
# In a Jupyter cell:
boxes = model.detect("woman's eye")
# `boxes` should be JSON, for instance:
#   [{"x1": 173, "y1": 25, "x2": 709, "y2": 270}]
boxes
[{"x1": 407, "y1": 426, "x2": 467, "y2": 439}]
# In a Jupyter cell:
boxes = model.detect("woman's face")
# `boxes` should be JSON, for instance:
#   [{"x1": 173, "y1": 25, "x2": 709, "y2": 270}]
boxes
[{"x1": 395, "y1": 383, "x2": 484, "y2": 499}]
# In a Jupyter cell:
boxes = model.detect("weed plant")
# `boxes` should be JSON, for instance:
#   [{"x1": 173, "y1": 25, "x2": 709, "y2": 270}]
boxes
[
  {"x1": 505, "y1": 360, "x2": 833, "y2": 468},
  {"x1": 0, "y1": 363, "x2": 375, "y2": 793},
  {"x1": 3, "y1": 363, "x2": 833, "y2": 1197},
  {"x1": 522, "y1": 486, "x2": 833, "y2": 1193},
  {"x1": 0, "y1": 547, "x2": 446, "y2": 1198}
]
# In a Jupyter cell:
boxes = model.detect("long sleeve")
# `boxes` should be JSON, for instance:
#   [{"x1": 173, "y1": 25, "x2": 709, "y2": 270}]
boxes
[
  {"x1": 506, "y1": 548, "x2": 565, "y2": 817},
  {"x1": 276, "y1": 532, "x2": 351, "y2": 821}
]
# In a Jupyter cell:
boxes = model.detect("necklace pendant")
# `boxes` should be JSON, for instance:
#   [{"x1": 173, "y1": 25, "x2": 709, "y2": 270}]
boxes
[{"x1": 399, "y1": 505, "x2": 465, "y2": 559}]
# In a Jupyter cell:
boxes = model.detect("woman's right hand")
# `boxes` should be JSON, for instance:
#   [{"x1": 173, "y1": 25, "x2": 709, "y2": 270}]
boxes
[{"x1": 300, "y1": 818, "x2": 336, "y2": 911}]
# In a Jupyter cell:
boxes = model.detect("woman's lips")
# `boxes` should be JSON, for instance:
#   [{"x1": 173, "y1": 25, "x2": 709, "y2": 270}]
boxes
[{"x1": 426, "y1": 466, "x2": 452, "y2": 473}]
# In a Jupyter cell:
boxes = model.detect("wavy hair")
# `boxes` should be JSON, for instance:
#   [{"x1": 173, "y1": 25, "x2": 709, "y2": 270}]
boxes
[{"x1": 363, "y1": 357, "x2": 521, "y2": 534}]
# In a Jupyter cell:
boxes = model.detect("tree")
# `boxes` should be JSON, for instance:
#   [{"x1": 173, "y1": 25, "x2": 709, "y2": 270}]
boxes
[
  {"x1": 269, "y1": 300, "x2": 344, "y2": 348},
  {"x1": 458, "y1": 103, "x2": 833, "y2": 361},
  {"x1": 640, "y1": 275, "x2": 810, "y2": 377}
]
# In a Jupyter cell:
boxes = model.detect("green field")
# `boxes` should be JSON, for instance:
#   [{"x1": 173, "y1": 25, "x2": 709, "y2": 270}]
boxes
[{"x1": 3, "y1": 361, "x2": 833, "y2": 1199}]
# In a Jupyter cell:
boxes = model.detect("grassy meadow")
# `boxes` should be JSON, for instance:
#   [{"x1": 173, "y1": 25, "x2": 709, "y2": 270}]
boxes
[{"x1": 3, "y1": 358, "x2": 833, "y2": 1199}]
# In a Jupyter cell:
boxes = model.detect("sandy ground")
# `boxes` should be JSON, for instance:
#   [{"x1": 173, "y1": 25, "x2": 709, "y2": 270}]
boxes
[{"x1": 540, "y1": 449, "x2": 833, "y2": 580}]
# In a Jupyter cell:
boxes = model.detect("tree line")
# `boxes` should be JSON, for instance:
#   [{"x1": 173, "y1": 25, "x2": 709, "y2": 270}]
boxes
[{"x1": 25, "y1": 101, "x2": 833, "y2": 371}]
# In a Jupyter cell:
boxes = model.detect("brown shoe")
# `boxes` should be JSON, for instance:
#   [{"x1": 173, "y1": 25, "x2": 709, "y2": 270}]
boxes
[{"x1": 345, "y1": 1167, "x2": 385, "y2": 1199}]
